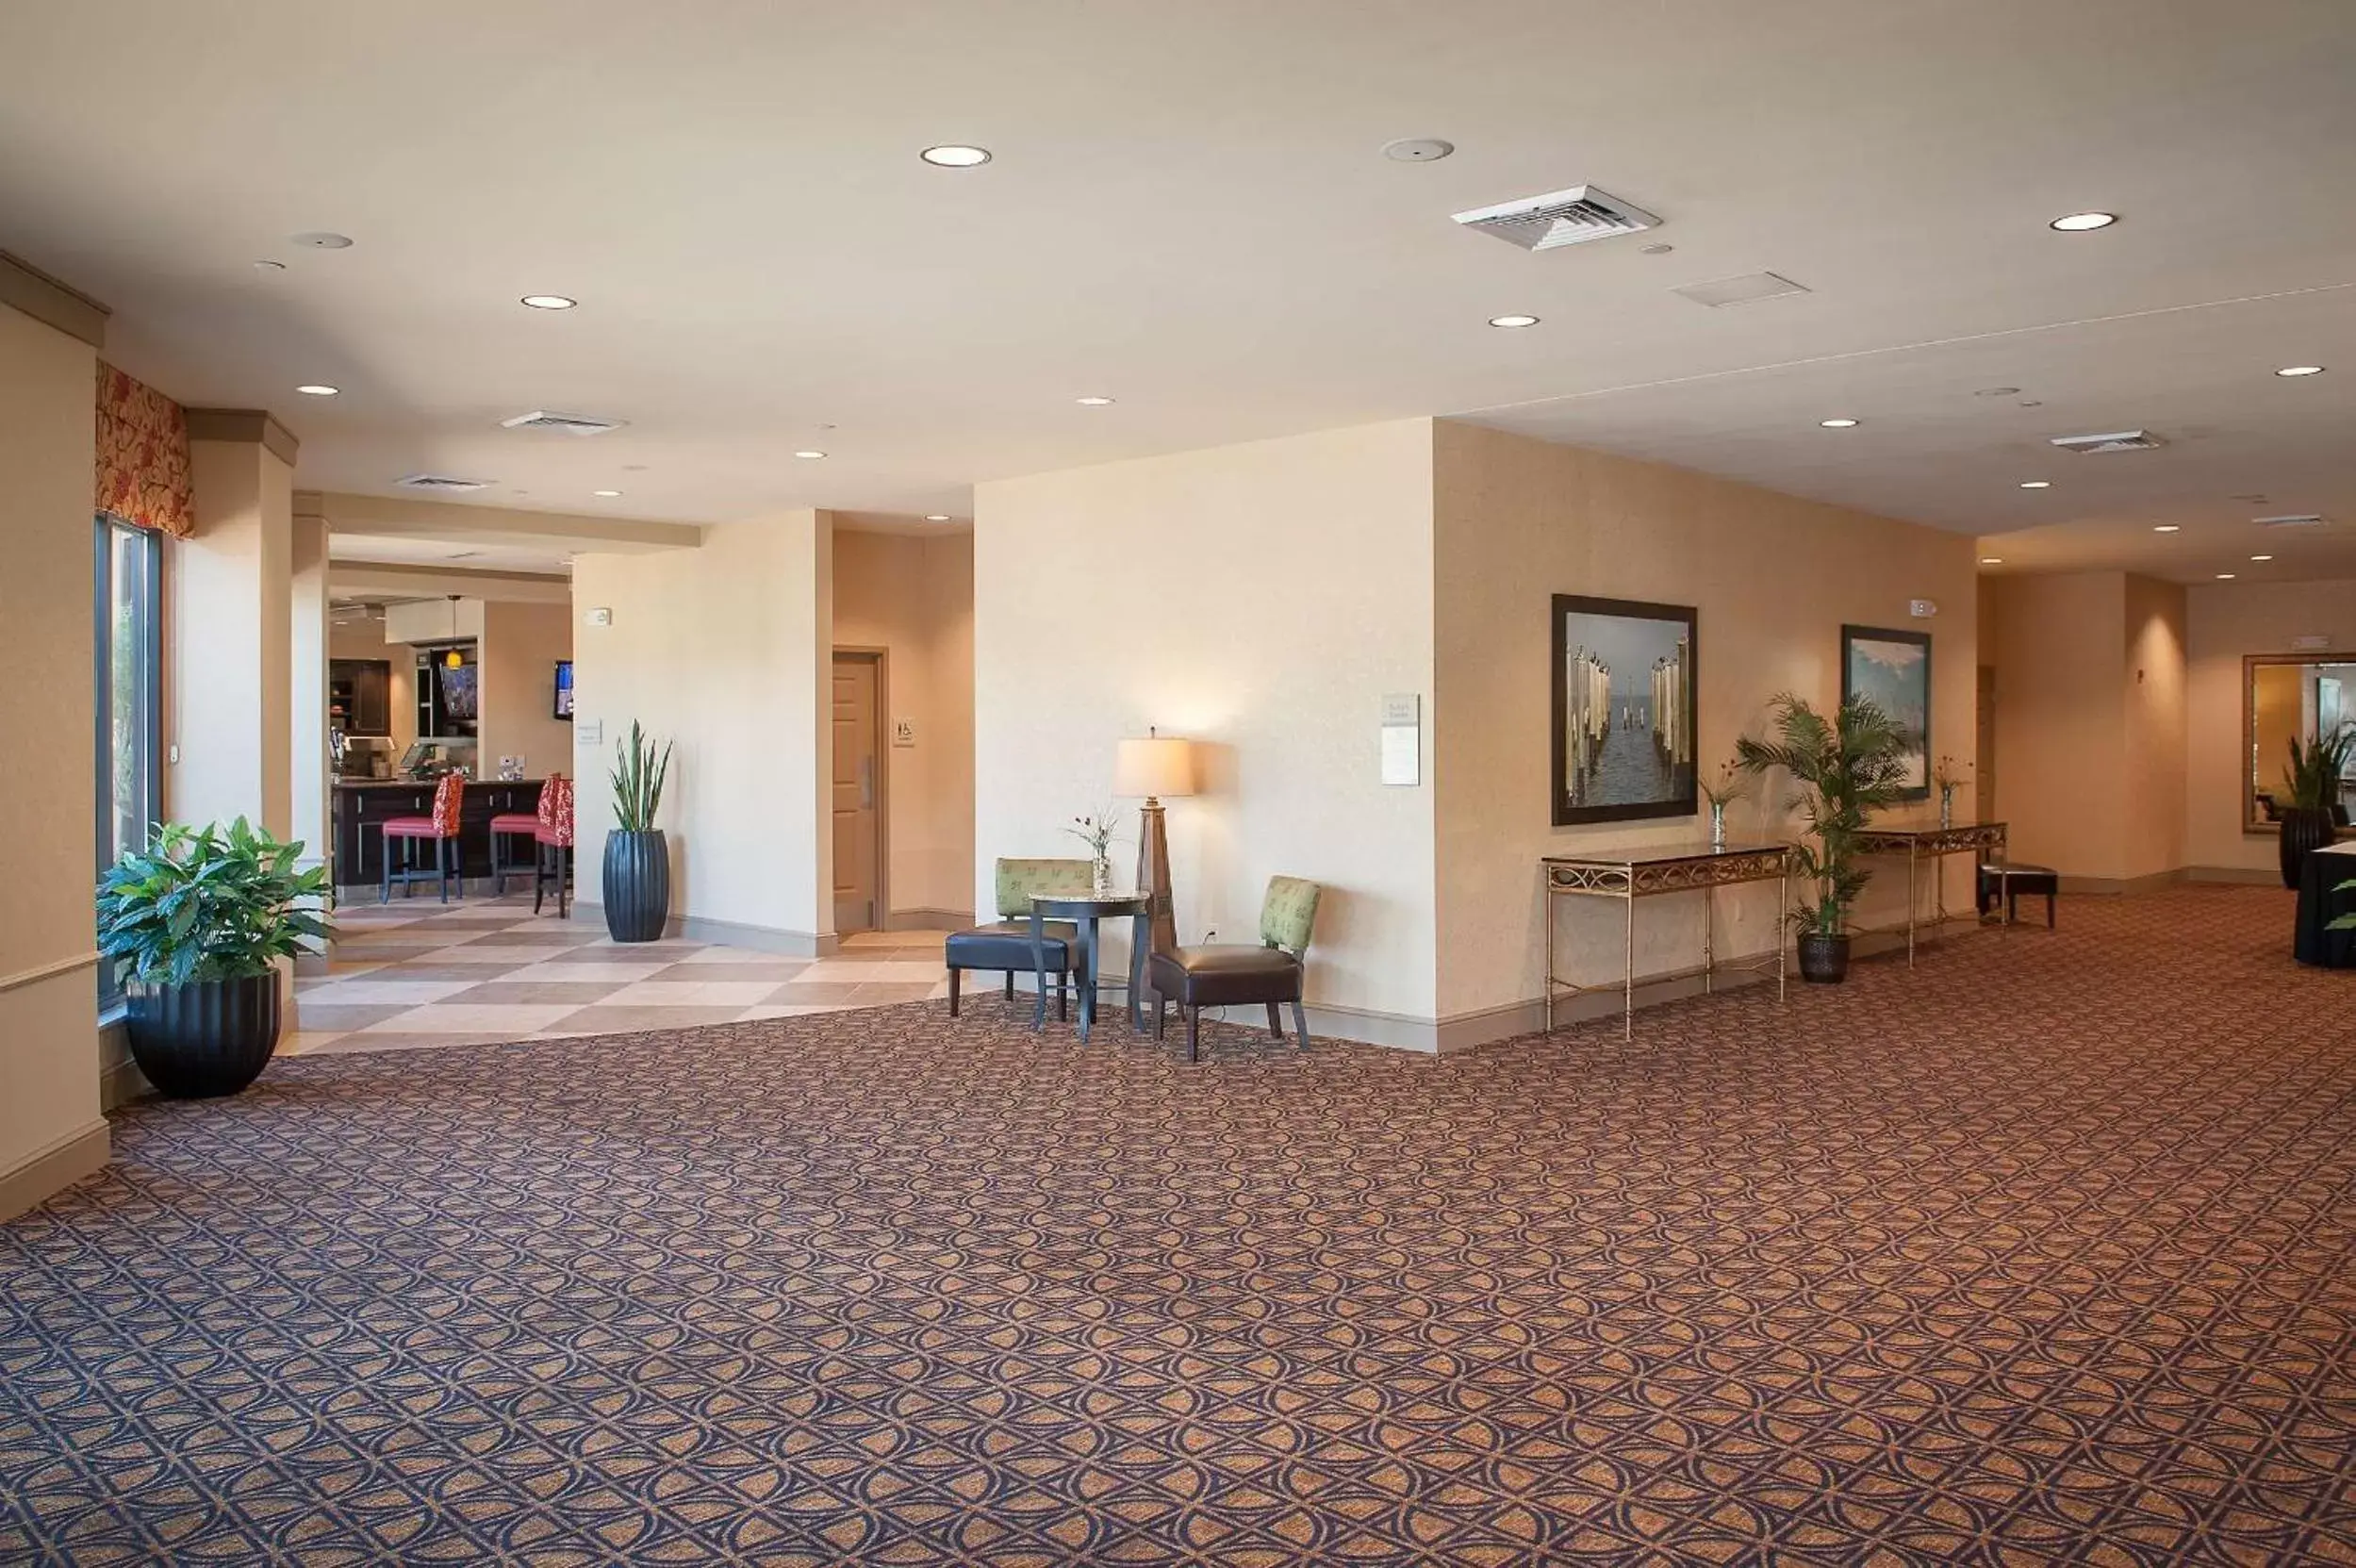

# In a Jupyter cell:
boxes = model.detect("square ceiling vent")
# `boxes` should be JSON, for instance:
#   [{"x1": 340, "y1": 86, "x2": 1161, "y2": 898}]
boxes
[
  {"x1": 501, "y1": 410, "x2": 627, "y2": 437},
  {"x1": 2050, "y1": 429, "x2": 2166, "y2": 454},
  {"x1": 1672, "y1": 272, "x2": 1812, "y2": 308},
  {"x1": 1451, "y1": 185, "x2": 1659, "y2": 251}
]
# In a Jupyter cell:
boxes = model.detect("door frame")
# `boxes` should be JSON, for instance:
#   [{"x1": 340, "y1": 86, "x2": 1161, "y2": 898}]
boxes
[{"x1": 832, "y1": 647, "x2": 890, "y2": 934}]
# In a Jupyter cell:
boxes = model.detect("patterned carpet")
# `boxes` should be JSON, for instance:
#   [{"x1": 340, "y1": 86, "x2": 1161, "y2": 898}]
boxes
[{"x1": 5, "y1": 884, "x2": 2353, "y2": 1565}]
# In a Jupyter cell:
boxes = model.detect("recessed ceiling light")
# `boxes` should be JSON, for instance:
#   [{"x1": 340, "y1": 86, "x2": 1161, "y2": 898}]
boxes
[
  {"x1": 2276, "y1": 365, "x2": 2326, "y2": 377},
  {"x1": 793, "y1": 450, "x2": 827, "y2": 460},
  {"x1": 290, "y1": 231, "x2": 353, "y2": 249},
  {"x1": 2152, "y1": 524, "x2": 2181, "y2": 533},
  {"x1": 1380, "y1": 138, "x2": 1454, "y2": 163},
  {"x1": 294, "y1": 384, "x2": 339, "y2": 397},
  {"x1": 1819, "y1": 418, "x2": 1859, "y2": 429},
  {"x1": 2050, "y1": 211, "x2": 2117, "y2": 232},
  {"x1": 920, "y1": 144, "x2": 992, "y2": 167},
  {"x1": 253, "y1": 259, "x2": 286, "y2": 272},
  {"x1": 1980, "y1": 556, "x2": 2004, "y2": 565},
  {"x1": 1488, "y1": 314, "x2": 1540, "y2": 328},
  {"x1": 1076, "y1": 396, "x2": 1115, "y2": 406},
  {"x1": 520, "y1": 294, "x2": 577, "y2": 310},
  {"x1": 592, "y1": 489, "x2": 621, "y2": 497},
  {"x1": 925, "y1": 514, "x2": 950, "y2": 522},
  {"x1": 2216, "y1": 573, "x2": 2236, "y2": 580},
  {"x1": 2018, "y1": 480, "x2": 2051, "y2": 489}
]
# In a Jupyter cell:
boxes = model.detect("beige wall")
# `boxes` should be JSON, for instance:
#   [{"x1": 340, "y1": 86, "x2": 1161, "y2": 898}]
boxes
[
  {"x1": 1431, "y1": 421, "x2": 1980, "y2": 1030},
  {"x1": 173, "y1": 436, "x2": 294, "y2": 834},
  {"x1": 1984, "y1": 571, "x2": 2131, "y2": 878},
  {"x1": 975, "y1": 420, "x2": 1440, "y2": 1036},
  {"x1": 0, "y1": 300, "x2": 106, "y2": 1216},
  {"x1": 832, "y1": 529, "x2": 976, "y2": 922},
  {"x1": 2121, "y1": 575, "x2": 2188, "y2": 881},
  {"x1": 572, "y1": 514, "x2": 833, "y2": 949},
  {"x1": 2185, "y1": 577, "x2": 2356, "y2": 874},
  {"x1": 480, "y1": 600, "x2": 573, "y2": 780}
]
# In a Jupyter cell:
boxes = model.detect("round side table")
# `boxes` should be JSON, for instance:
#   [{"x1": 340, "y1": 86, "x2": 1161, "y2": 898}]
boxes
[{"x1": 1027, "y1": 892, "x2": 1151, "y2": 1043}]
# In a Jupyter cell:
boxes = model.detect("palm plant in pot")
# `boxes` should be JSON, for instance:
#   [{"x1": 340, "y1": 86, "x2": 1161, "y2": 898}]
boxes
[
  {"x1": 95, "y1": 818, "x2": 330, "y2": 1098},
  {"x1": 1737, "y1": 693, "x2": 1911, "y2": 983},
  {"x1": 2276, "y1": 724, "x2": 2353, "y2": 889},
  {"x1": 603, "y1": 719, "x2": 675, "y2": 942}
]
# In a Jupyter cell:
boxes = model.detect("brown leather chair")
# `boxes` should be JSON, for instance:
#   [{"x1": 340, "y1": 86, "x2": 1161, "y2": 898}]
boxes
[
  {"x1": 1149, "y1": 876, "x2": 1321, "y2": 1063},
  {"x1": 946, "y1": 858, "x2": 1088, "y2": 1018}
]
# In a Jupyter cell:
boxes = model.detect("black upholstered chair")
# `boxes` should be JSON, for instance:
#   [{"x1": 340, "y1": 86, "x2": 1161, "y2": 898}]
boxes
[
  {"x1": 1149, "y1": 876, "x2": 1322, "y2": 1064},
  {"x1": 946, "y1": 858, "x2": 1089, "y2": 1018}
]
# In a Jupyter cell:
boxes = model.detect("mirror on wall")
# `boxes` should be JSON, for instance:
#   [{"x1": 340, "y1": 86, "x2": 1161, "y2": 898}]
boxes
[{"x1": 2245, "y1": 652, "x2": 2356, "y2": 833}]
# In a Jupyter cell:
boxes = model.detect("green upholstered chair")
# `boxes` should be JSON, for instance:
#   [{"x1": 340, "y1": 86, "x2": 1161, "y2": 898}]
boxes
[
  {"x1": 945, "y1": 858, "x2": 1095, "y2": 1017},
  {"x1": 1149, "y1": 875, "x2": 1322, "y2": 1063}
]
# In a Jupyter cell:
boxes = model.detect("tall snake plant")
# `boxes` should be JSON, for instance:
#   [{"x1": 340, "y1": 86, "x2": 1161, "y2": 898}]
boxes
[{"x1": 609, "y1": 719, "x2": 674, "y2": 833}]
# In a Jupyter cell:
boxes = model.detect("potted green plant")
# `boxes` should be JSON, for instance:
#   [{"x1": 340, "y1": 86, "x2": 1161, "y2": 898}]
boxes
[
  {"x1": 2277, "y1": 724, "x2": 2352, "y2": 888},
  {"x1": 1737, "y1": 693, "x2": 1911, "y2": 983},
  {"x1": 603, "y1": 719, "x2": 675, "y2": 942},
  {"x1": 95, "y1": 818, "x2": 330, "y2": 1098}
]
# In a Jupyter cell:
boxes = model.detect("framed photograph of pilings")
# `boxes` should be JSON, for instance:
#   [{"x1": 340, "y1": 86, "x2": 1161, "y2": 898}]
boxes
[{"x1": 1551, "y1": 594, "x2": 1699, "y2": 826}]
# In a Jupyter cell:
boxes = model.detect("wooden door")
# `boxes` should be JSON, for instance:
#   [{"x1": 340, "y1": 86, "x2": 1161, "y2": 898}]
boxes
[
  {"x1": 832, "y1": 654, "x2": 882, "y2": 934},
  {"x1": 1976, "y1": 664, "x2": 1998, "y2": 819}
]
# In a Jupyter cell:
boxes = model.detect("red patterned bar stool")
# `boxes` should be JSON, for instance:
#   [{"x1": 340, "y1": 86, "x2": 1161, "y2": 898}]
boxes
[
  {"x1": 380, "y1": 771, "x2": 466, "y2": 903},
  {"x1": 487, "y1": 784, "x2": 545, "y2": 896},
  {"x1": 533, "y1": 774, "x2": 576, "y2": 917}
]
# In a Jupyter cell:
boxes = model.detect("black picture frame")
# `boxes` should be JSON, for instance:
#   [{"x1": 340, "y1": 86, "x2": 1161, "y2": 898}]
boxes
[
  {"x1": 553, "y1": 658, "x2": 575, "y2": 721},
  {"x1": 1551, "y1": 593, "x2": 1700, "y2": 826},
  {"x1": 1839, "y1": 624, "x2": 1932, "y2": 801}
]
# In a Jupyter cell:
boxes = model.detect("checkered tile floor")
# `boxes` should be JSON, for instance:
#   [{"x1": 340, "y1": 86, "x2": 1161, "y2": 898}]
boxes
[{"x1": 290, "y1": 897, "x2": 947, "y2": 1055}]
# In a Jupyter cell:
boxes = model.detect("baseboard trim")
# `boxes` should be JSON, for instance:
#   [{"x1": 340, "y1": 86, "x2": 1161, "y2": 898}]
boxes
[
  {"x1": 96, "y1": 1014, "x2": 151, "y2": 1111},
  {"x1": 2183, "y1": 866, "x2": 2283, "y2": 886},
  {"x1": 572, "y1": 901, "x2": 841, "y2": 959},
  {"x1": 886, "y1": 908, "x2": 974, "y2": 933},
  {"x1": 2056, "y1": 869, "x2": 2185, "y2": 896},
  {"x1": 0, "y1": 1118, "x2": 110, "y2": 1224}
]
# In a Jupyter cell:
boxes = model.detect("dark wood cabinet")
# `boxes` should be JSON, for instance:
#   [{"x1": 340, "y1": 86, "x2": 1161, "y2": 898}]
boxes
[
  {"x1": 332, "y1": 780, "x2": 546, "y2": 892},
  {"x1": 329, "y1": 659, "x2": 392, "y2": 736}
]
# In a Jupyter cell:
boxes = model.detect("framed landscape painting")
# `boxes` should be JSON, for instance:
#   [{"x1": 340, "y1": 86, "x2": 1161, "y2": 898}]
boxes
[
  {"x1": 1841, "y1": 624, "x2": 1931, "y2": 801},
  {"x1": 1551, "y1": 594, "x2": 1698, "y2": 826}
]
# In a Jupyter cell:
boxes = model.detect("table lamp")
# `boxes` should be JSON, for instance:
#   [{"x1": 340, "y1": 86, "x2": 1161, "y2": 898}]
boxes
[{"x1": 1113, "y1": 728, "x2": 1197, "y2": 960}]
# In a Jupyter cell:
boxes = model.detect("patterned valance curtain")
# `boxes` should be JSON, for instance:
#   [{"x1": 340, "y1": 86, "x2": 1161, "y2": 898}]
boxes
[{"x1": 95, "y1": 362, "x2": 192, "y2": 537}]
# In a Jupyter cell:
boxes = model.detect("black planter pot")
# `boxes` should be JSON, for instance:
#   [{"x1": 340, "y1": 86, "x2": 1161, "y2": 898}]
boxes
[
  {"x1": 124, "y1": 972, "x2": 282, "y2": 1098},
  {"x1": 602, "y1": 829, "x2": 671, "y2": 943},
  {"x1": 1796, "y1": 932, "x2": 1852, "y2": 984},
  {"x1": 2279, "y1": 807, "x2": 2333, "y2": 890}
]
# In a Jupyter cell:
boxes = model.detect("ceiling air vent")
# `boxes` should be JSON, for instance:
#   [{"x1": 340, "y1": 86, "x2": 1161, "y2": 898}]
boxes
[
  {"x1": 500, "y1": 410, "x2": 628, "y2": 437},
  {"x1": 1672, "y1": 272, "x2": 1812, "y2": 308},
  {"x1": 2049, "y1": 429, "x2": 2167, "y2": 454},
  {"x1": 2254, "y1": 513, "x2": 2328, "y2": 529},
  {"x1": 395, "y1": 473, "x2": 494, "y2": 491},
  {"x1": 1451, "y1": 185, "x2": 1659, "y2": 252}
]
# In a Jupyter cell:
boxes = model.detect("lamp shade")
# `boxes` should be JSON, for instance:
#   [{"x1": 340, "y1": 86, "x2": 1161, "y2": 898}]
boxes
[{"x1": 1113, "y1": 734, "x2": 1196, "y2": 799}]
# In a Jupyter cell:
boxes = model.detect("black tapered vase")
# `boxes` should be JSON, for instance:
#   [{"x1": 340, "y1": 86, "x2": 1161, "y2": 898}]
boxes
[
  {"x1": 2279, "y1": 807, "x2": 2333, "y2": 889},
  {"x1": 602, "y1": 829, "x2": 671, "y2": 943},
  {"x1": 125, "y1": 972, "x2": 282, "y2": 1098},
  {"x1": 1796, "y1": 933, "x2": 1852, "y2": 984}
]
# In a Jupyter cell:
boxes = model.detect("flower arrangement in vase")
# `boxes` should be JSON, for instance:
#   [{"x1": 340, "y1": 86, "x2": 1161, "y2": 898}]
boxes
[
  {"x1": 1698, "y1": 760, "x2": 1745, "y2": 849},
  {"x1": 1931, "y1": 754, "x2": 1970, "y2": 828},
  {"x1": 1065, "y1": 810, "x2": 1124, "y2": 894}
]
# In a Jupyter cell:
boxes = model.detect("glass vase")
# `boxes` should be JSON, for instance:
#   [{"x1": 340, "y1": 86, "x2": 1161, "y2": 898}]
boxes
[
  {"x1": 1938, "y1": 784, "x2": 1955, "y2": 829},
  {"x1": 1092, "y1": 853, "x2": 1113, "y2": 896},
  {"x1": 1708, "y1": 800, "x2": 1727, "y2": 850}
]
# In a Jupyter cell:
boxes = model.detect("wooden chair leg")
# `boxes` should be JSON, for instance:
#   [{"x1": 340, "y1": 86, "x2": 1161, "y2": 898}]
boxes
[
  {"x1": 380, "y1": 836, "x2": 392, "y2": 903},
  {"x1": 437, "y1": 836, "x2": 453, "y2": 903},
  {"x1": 1003, "y1": 970, "x2": 1015, "y2": 1000},
  {"x1": 2046, "y1": 889, "x2": 2056, "y2": 929},
  {"x1": 1155, "y1": 995, "x2": 1168, "y2": 1040},
  {"x1": 1266, "y1": 1001, "x2": 1284, "y2": 1039},
  {"x1": 948, "y1": 967, "x2": 962, "y2": 1017},
  {"x1": 1057, "y1": 971, "x2": 1068, "y2": 1021},
  {"x1": 1186, "y1": 1006, "x2": 1200, "y2": 1065},
  {"x1": 1291, "y1": 998, "x2": 1311, "y2": 1052},
  {"x1": 559, "y1": 846, "x2": 571, "y2": 918}
]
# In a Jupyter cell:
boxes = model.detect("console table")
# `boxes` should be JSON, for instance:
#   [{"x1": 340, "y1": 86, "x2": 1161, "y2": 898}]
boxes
[
  {"x1": 1542, "y1": 843, "x2": 1793, "y2": 1038},
  {"x1": 1852, "y1": 820, "x2": 2008, "y2": 966}
]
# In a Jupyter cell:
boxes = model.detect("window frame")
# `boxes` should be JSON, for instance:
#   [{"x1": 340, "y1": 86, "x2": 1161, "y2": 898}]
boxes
[{"x1": 93, "y1": 514, "x2": 164, "y2": 1005}]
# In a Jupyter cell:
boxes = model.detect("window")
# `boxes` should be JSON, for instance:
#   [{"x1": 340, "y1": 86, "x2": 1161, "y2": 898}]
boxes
[{"x1": 94, "y1": 516, "x2": 163, "y2": 1000}]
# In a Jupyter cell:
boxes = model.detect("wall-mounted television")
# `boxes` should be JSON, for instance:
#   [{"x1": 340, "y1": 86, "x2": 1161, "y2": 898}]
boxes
[{"x1": 553, "y1": 659, "x2": 574, "y2": 720}]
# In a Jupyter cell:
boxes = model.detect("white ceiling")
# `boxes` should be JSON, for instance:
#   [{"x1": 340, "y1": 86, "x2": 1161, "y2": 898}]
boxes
[
  {"x1": 3, "y1": 0, "x2": 2352, "y2": 579},
  {"x1": 330, "y1": 533, "x2": 572, "y2": 576}
]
